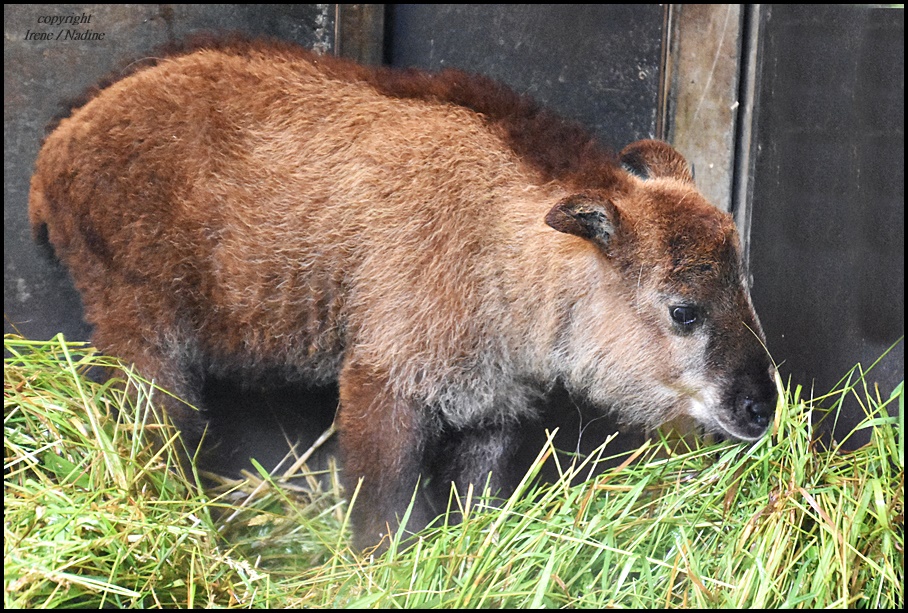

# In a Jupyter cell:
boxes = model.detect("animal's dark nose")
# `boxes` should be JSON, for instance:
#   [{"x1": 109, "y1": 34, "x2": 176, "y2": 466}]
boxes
[
  {"x1": 741, "y1": 394, "x2": 775, "y2": 428},
  {"x1": 724, "y1": 365, "x2": 778, "y2": 439}
]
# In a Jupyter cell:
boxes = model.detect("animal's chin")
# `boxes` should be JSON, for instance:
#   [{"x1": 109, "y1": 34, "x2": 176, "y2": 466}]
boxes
[{"x1": 709, "y1": 416, "x2": 768, "y2": 442}]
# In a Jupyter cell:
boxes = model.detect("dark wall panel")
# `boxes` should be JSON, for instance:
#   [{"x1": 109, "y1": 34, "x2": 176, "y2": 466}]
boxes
[
  {"x1": 749, "y1": 6, "x2": 904, "y2": 417},
  {"x1": 387, "y1": 4, "x2": 665, "y2": 147}
]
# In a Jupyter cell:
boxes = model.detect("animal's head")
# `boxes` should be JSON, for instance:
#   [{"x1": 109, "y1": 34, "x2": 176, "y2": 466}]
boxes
[{"x1": 546, "y1": 140, "x2": 777, "y2": 441}]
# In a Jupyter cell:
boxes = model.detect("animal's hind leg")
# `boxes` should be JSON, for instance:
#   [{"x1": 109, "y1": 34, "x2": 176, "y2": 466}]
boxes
[{"x1": 92, "y1": 323, "x2": 208, "y2": 452}]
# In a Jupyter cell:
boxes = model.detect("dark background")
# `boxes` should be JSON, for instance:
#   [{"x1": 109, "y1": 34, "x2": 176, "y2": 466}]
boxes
[
  {"x1": 748, "y1": 6, "x2": 904, "y2": 437},
  {"x1": 4, "y1": 5, "x2": 903, "y2": 470}
]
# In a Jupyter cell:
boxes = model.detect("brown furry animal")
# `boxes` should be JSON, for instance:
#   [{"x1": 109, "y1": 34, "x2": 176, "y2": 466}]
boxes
[{"x1": 30, "y1": 38, "x2": 777, "y2": 551}]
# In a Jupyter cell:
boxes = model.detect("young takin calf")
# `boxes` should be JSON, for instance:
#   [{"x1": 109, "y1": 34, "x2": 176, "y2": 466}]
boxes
[{"x1": 29, "y1": 38, "x2": 777, "y2": 551}]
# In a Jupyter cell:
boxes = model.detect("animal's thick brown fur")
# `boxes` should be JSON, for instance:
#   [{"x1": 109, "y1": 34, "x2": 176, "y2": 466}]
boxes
[{"x1": 30, "y1": 38, "x2": 777, "y2": 551}]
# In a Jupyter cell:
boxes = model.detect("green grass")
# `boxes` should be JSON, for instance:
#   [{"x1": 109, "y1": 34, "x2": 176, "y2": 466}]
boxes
[{"x1": 4, "y1": 334, "x2": 904, "y2": 608}]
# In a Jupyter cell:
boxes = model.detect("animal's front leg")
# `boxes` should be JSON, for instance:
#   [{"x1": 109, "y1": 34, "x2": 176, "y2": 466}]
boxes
[
  {"x1": 337, "y1": 360, "x2": 435, "y2": 552},
  {"x1": 431, "y1": 420, "x2": 519, "y2": 521}
]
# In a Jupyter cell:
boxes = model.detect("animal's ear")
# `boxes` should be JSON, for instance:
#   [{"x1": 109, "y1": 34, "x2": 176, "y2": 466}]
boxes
[
  {"x1": 545, "y1": 193, "x2": 621, "y2": 248},
  {"x1": 619, "y1": 139, "x2": 694, "y2": 183}
]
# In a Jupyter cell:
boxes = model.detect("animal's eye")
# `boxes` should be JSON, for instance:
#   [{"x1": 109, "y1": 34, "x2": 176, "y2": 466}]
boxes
[{"x1": 670, "y1": 305, "x2": 700, "y2": 329}]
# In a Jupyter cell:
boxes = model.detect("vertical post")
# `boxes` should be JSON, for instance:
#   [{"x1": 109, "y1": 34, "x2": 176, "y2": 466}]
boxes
[{"x1": 334, "y1": 4, "x2": 385, "y2": 66}]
